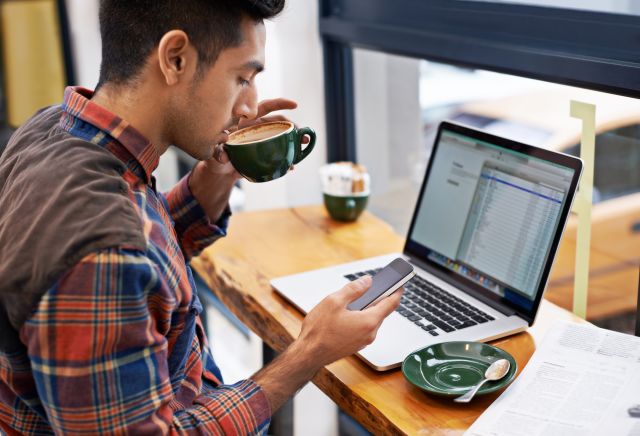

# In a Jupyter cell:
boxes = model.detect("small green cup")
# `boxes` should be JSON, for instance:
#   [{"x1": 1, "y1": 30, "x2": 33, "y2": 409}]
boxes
[
  {"x1": 323, "y1": 193, "x2": 369, "y2": 222},
  {"x1": 224, "y1": 121, "x2": 316, "y2": 183}
]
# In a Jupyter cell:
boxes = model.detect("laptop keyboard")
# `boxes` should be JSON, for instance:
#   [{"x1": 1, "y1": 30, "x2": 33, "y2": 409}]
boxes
[{"x1": 344, "y1": 269, "x2": 495, "y2": 337}]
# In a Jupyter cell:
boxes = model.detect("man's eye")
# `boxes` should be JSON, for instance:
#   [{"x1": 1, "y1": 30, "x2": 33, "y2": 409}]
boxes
[{"x1": 239, "y1": 78, "x2": 250, "y2": 87}]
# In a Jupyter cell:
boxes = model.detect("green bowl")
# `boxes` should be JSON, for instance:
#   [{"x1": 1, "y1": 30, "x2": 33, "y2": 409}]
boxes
[
  {"x1": 402, "y1": 341, "x2": 517, "y2": 397},
  {"x1": 323, "y1": 193, "x2": 369, "y2": 222}
]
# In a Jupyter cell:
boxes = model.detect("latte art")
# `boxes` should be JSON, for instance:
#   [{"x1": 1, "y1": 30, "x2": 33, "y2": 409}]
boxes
[{"x1": 227, "y1": 122, "x2": 293, "y2": 145}]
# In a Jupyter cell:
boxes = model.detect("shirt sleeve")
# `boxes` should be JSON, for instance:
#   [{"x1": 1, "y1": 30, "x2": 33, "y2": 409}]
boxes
[
  {"x1": 20, "y1": 248, "x2": 271, "y2": 435},
  {"x1": 163, "y1": 174, "x2": 231, "y2": 260}
]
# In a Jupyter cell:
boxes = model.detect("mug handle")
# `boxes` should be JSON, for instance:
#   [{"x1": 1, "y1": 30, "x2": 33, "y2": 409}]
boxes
[{"x1": 294, "y1": 127, "x2": 316, "y2": 164}]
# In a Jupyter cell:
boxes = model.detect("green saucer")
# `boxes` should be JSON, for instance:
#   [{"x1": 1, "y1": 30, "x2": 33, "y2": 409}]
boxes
[{"x1": 402, "y1": 341, "x2": 517, "y2": 397}]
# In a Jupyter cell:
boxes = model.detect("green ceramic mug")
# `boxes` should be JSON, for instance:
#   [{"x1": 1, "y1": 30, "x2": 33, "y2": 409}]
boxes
[
  {"x1": 224, "y1": 121, "x2": 316, "y2": 183},
  {"x1": 323, "y1": 193, "x2": 369, "y2": 222}
]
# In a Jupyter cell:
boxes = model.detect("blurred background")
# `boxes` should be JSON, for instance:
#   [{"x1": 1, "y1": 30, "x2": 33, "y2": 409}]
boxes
[{"x1": 2, "y1": 0, "x2": 638, "y2": 434}]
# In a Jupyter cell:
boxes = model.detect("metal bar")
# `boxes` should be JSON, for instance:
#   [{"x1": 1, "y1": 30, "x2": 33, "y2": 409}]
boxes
[
  {"x1": 55, "y1": 0, "x2": 76, "y2": 85},
  {"x1": 322, "y1": 38, "x2": 356, "y2": 162},
  {"x1": 320, "y1": 0, "x2": 640, "y2": 99}
]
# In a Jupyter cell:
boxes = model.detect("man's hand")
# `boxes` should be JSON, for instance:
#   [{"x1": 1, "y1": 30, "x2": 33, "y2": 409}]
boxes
[
  {"x1": 296, "y1": 276, "x2": 402, "y2": 367},
  {"x1": 251, "y1": 276, "x2": 402, "y2": 412},
  {"x1": 189, "y1": 98, "x2": 300, "y2": 222},
  {"x1": 237, "y1": 98, "x2": 298, "y2": 130}
]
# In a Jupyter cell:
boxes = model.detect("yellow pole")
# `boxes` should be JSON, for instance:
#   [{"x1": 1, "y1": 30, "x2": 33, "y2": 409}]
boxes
[{"x1": 569, "y1": 100, "x2": 595, "y2": 319}]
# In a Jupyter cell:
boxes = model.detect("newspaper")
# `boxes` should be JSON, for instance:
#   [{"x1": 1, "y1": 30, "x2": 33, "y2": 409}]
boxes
[{"x1": 466, "y1": 321, "x2": 640, "y2": 436}]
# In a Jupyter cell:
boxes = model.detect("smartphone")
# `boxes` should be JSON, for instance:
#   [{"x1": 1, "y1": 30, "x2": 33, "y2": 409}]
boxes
[{"x1": 347, "y1": 258, "x2": 415, "y2": 311}]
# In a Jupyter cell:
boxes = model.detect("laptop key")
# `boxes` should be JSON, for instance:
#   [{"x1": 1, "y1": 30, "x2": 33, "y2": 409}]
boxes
[
  {"x1": 429, "y1": 331, "x2": 439, "y2": 336},
  {"x1": 459, "y1": 320, "x2": 478, "y2": 329},
  {"x1": 434, "y1": 321, "x2": 454, "y2": 332},
  {"x1": 346, "y1": 267, "x2": 496, "y2": 332}
]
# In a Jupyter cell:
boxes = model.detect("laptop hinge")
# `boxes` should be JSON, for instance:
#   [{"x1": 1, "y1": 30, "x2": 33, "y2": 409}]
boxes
[{"x1": 405, "y1": 254, "x2": 519, "y2": 318}]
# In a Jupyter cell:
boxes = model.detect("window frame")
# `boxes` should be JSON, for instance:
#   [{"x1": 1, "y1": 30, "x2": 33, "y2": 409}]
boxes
[{"x1": 320, "y1": 0, "x2": 640, "y2": 161}]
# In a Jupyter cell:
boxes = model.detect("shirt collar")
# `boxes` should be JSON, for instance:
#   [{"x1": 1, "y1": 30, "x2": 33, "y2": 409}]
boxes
[{"x1": 60, "y1": 86, "x2": 160, "y2": 182}]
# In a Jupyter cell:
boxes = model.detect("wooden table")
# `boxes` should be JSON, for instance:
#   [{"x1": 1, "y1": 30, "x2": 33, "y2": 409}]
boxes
[
  {"x1": 546, "y1": 205, "x2": 640, "y2": 320},
  {"x1": 191, "y1": 206, "x2": 581, "y2": 435}
]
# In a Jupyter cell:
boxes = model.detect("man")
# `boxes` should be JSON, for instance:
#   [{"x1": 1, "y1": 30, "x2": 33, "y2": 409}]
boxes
[{"x1": 0, "y1": 0, "x2": 400, "y2": 434}]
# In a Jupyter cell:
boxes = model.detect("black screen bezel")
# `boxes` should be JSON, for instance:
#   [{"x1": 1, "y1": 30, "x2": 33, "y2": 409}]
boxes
[{"x1": 403, "y1": 121, "x2": 583, "y2": 325}]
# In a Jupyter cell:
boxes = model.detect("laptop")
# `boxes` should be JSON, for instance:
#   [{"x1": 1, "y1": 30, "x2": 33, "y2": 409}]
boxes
[{"x1": 272, "y1": 121, "x2": 583, "y2": 370}]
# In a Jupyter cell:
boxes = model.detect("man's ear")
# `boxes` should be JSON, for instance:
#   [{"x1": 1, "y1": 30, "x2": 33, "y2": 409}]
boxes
[{"x1": 157, "y1": 30, "x2": 194, "y2": 86}]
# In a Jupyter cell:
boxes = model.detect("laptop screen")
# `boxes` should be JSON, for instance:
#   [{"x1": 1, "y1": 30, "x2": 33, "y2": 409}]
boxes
[{"x1": 405, "y1": 123, "x2": 581, "y2": 321}]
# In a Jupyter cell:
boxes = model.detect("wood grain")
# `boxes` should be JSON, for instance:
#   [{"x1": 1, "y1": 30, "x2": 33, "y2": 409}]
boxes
[{"x1": 192, "y1": 206, "x2": 582, "y2": 435}]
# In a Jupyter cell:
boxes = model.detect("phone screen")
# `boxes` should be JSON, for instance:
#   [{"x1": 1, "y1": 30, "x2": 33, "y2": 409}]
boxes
[{"x1": 347, "y1": 258, "x2": 414, "y2": 311}]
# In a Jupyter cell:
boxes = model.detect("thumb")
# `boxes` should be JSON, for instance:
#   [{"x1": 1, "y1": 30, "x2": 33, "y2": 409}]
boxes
[
  {"x1": 338, "y1": 275, "x2": 372, "y2": 304},
  {"x1": 213, "y1": 144, "x2": 231, "y2": 164}
]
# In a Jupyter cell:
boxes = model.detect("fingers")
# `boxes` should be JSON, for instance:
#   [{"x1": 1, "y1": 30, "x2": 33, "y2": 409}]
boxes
[
  {"x1": 213, "y1": 144, "x2": 230, "y2": 164},
  {"x1": 256, "y1": 98, "x2": 298, "y2": 118},
  {"x1": 202, "y1": 145, "x2": 240, "y2": 177},
  {"x1": 337, "y1": 275, "x2": 372, "y2": 304},
  {"x1": 365, "y1": 287, "x2": 403, "y2": 320},
  {"x1": 259, "y1": 115, "x2": 289, "y2": 123}
]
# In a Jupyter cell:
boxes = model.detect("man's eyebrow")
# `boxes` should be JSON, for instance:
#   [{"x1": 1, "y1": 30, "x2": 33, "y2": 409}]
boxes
[{"x1": 241, "y1": 60, "x2": 265, "y2": 73}]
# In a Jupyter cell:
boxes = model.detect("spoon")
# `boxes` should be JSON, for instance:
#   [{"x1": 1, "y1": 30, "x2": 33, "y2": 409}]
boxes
[
  {"x1": 454, "y1": 358, "x2": 510, "y2": 403},
  {"x1": 412, "y1": 354, "x2": 428, "y2": 383}
]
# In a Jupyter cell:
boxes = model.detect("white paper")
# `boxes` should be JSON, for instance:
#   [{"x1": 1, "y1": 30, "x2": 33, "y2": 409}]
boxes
[{"x1": 466, "y1": 321, "x2": 640, "y2": 436}]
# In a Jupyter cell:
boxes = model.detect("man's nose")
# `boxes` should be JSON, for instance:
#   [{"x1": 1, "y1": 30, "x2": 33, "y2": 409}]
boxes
[{"x1": 234, "y1": 87, "x2": 259, "y2": 121}]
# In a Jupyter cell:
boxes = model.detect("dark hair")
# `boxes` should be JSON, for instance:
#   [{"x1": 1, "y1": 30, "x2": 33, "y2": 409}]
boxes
[{"x1": 96, "y1": 0, "x2": 285, "y2": 88}]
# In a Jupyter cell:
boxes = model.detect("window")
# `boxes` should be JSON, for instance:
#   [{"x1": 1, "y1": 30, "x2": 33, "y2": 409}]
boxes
[
  {"x1": 322, "y1": 0, "x2": 640, "y2": 332},
  {"x1": 346, "y1": 47, "x2": 640, "y2": 333},
  {"x1": 321, "y1": 0, "x2": 640, "y2": 160},
  {"x1": 565, "y1": 126, "x2": 640, "y2": 202},
  {"x1": 464, "y1": 0, "x2": 640, "y2": 15}
]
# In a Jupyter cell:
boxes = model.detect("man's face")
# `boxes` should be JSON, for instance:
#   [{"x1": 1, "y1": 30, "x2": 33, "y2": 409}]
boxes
[{"x1": 169, "y1": 17, "x2": 266, "y2": 160}]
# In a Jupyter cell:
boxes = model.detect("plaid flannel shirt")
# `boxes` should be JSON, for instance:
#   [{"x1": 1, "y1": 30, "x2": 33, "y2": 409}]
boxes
[{"x1": 0, "y1": 87, "x2": 271, "y2": 435}]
